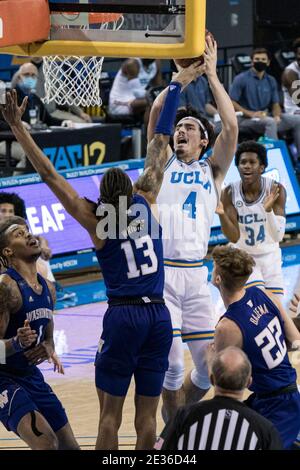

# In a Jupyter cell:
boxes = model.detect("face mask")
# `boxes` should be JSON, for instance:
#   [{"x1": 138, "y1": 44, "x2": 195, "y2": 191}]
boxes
[
  {"x1": 253, "y1": 61, "x2": 268, "y2": 72},
  {"x1": 20, "y1": 77, "x2": 37, "y2": 91}
]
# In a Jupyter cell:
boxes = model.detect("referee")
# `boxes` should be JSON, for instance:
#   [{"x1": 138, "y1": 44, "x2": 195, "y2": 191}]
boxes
[{"x1": 155, "y1": 347, "x2": 282, "y2": 450}]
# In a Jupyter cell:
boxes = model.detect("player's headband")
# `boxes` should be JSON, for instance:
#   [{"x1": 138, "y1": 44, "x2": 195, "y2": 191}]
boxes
[{"x1": 177, "y1": 117, "x2": 209, "y2": 140}]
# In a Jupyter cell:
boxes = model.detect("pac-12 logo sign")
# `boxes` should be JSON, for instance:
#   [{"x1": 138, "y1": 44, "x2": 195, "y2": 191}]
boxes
[
  {"x1": 236, "y1": 200, "x2": 243, "y2": 208},
  {"x1": 0, "y1": 390, "x2": 8, "y2": 409}
]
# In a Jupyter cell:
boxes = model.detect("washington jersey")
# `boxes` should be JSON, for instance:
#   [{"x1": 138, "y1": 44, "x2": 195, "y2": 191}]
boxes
[
  {"x1": 223, "y1": 286, "x2": 296, "y2": 394},
  {"x1": 157, "y1": 156, "x2": 218, "y2": 262},
  {"x1": 2, "y1": 268, "x2": 53, "y2": 374},
  {"x1": 96, "y1": 193, "x2": 164, "y2": 299},
  {"x1": 231, "y1": 177, "x2": 279, "y2": 255}
]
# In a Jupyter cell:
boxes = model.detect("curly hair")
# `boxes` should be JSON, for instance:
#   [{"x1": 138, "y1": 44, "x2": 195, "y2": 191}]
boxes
[
  {"x1": 235, "y1": 140, "x2": 268, "y2": 169},
  {"x1": 0, "y1": 192, "x2": 27, "y2": 219},
  {"x1": 212, "y1": 244, "x2": 255, "y2": 290},
  {"x1": 175, "y1": 106, "x2": 216, "y2": 158}
]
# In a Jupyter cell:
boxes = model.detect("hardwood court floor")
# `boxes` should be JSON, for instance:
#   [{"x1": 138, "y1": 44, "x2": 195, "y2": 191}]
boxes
[{"x1": 1, "y1": 292, "x2": 300, "y2": 450}]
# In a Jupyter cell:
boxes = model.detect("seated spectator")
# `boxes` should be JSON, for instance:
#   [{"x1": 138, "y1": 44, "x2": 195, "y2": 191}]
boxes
[
  {"x1": 230, "y1": 48, "x2": 300, "y2": 160},
  {"x1": 109, "y1": 58, "x2": 163, "y2": 123},
  {"x1": 281, "y1": 38, "x2": 300, "y2": 170},
  {"x1": 282, "y1": 38, "x2": 300, "y2": 115},
  {"x1": 155, "y1": 346, "x2": 282, "y2": 450},
  {"x1": 30, "y1": 57, "x2": 92, "y2": 123},
  {"x1": 0, "y1": 63, "x2": 75, "y2": 175}
]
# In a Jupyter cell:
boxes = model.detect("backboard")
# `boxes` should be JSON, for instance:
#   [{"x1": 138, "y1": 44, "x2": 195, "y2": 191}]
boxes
[{"x1": 0, "y1": 0, "x2": 206, "y2": 59}]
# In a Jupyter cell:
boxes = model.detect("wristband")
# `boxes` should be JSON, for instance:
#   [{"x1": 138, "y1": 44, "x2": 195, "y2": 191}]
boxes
[
  {"x1": 155, "y1": 81, "x2": 182, "y2": 135},
  {"x1": 265, "y1": 211, "x2": 286, "y2": 242}
]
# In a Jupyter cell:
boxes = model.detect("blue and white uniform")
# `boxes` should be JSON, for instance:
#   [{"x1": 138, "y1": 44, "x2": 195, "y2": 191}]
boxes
[
  {"x1": 157, "y1": 156, "x2": 218, "y2": 390},
  {"x1": 231, "y1": 177, "x2": 284, "y2": 295},
  {"x1": 0, "y1": 268, "x2": 67, "y2": 434},
  {"x1": 95, "y1": 194, "x2": 172, "y2": 397},
  {"x1": 223, "y1": 286, "x2": 300, "y2": 448}
]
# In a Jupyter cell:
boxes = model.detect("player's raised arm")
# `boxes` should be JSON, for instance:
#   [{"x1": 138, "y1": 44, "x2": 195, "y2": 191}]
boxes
[
  {"x1": 135, "y1": 80, "x2": 183, "y2": 203},
  {"x1": 147, "y1": 62, "x2": 206, "y2": 145},
  {"x1": 0, "y1": 91, "x2": 97, "y2": 234},
  {"x1": 205, "y1": 37, "x2": 238, "y2": 186}
]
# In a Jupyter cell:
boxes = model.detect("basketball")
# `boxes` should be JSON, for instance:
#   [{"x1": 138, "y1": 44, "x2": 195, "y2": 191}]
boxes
[{"x1": 174, "y1": 30, "x2": 215, "y2": 68}]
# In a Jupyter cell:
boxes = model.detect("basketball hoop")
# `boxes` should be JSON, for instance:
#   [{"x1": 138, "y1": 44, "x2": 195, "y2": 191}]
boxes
[{"x1": 42, "y1": 12, "x2": 124, "y2": 107}]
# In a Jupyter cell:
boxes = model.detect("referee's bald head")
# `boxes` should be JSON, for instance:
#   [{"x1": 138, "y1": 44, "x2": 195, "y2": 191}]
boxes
[{"x1": 211, "y1": 346, "x2": 252, "y2": 392}]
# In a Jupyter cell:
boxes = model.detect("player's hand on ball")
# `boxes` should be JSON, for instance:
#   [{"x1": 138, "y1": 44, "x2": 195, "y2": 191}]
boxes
[
  {"x1": 173, "y1": 62, "x2": 206, "y2": 88},
  {"x1": 203, "y1": 35, "x2": 218, "y2": 78}
]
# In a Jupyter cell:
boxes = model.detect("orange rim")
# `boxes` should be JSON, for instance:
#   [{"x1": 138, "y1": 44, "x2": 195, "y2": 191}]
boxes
[{"x1": 52, "y1": 11, "x2": 123, "y2": 24}]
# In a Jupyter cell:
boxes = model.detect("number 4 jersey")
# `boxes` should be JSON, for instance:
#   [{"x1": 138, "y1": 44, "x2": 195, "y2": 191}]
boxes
[
  {"x1": 231, "y1": 177, "x2": 278, "y2": 255},
  {"x1": 223, "y1": 286, "x2": 296, "y2": 394}
]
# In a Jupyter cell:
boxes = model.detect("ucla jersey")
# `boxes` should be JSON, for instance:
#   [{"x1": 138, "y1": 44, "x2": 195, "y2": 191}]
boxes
[
  {"x1": 96, "y1": 194, "x2": 164, "y2": 299},
  {"x1": 3, "y1": 268, "x2": 53, "y2": 373},
  {"x1": 231, "y1": 177, "x2": 279, "y2": 255},
  {"x1": 157, "y1": 156, "x2": 218, "y2": 263},
  {"x1": 223, "y1": 286, "x2": 296, "y2": 393}
]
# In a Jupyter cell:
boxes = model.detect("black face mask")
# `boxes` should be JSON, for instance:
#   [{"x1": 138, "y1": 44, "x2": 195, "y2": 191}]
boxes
[{"x1": 253, "y1": 61, "x2": 268, "y2": 72}]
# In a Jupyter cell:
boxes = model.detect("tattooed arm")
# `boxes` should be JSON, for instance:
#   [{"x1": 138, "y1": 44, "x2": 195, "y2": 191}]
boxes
[
  {"x1": 134, "y1": 134, "x2": 170, "y2": 204},
  {"x1": 0, "y1": 276, "x2": 37, "y2": 364}
]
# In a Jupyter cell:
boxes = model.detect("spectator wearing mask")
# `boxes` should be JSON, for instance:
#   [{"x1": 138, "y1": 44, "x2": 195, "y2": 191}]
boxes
[{"x1": 230, "y1": 48, "x2": 300, "y2": 160}]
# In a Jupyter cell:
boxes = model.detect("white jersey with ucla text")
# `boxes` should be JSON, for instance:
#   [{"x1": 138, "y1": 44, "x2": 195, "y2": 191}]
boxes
[
  {"x1": 231, "y1": 177, "x2": 284, "y2": 295},
  {"x1": 231, "y1": 177, "x2": 279, "y2": 255},
  {"x1": 157, "y1": 156, "x2": 218, "y2": 265}
]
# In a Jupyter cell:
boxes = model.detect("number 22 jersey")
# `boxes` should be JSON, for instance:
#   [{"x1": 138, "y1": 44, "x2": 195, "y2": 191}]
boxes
[{"x1": 223, "y1": 286, "x2": 296, "y2": 394}]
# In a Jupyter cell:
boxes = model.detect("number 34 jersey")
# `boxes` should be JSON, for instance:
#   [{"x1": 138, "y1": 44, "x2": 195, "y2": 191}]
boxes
[
  {"x1": 231, "y1": 177, "x2": 278, "y2": 255},
  {"x1": 157, "y1": 156, "x2": 218, "y2": 262},
  {"x1": 223, "y1": 286, "x2": 296, "y2": 394}
]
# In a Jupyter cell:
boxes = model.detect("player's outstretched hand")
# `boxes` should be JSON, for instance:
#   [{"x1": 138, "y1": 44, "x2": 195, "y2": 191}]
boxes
[
  {"x1": 173, "y1": 62, "x2": 206, "y2": 88},
  {"x1": 16, "y1": 320, "x2": 37, "y2": 348},
  {"x1": 263, "y1": 183, "x2": 280, "y2": 212},
  {"x1": 0, "y1": 90, "x2": 28, "y2": 127},
  {"x1": 24, "y1": 341, "x2": 53, "y2": 366},
  {"x1": 203, "y1": 35, "x2": 217, "y2": 78},
  {"x1": 48, "y1": 352, "x2": 65, "y2": 374}
]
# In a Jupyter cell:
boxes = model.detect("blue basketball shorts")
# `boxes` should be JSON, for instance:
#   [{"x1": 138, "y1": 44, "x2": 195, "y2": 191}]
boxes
[
  {"x1": 247, "y1": 390, "x2": 300, "y2": 449},
  {"x1": 0, "y1": 367, "x2": 68, "y2": 434},
  {"x1": 95, "y1": 303, "x2": 172, "y2": 397}
]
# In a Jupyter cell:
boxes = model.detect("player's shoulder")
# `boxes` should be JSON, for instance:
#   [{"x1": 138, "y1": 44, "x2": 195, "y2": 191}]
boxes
[{"x1": 0, "y1": 273, "x2": 22, "y2": 311}]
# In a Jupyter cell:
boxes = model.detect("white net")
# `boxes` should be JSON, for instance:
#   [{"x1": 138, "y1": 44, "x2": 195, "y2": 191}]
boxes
[
  {"x1": 43, "y1": 55, "x2": 104, "y2": 107},
  {"x1": 43, "y1": 14, "x2": 124, "y2": 107}
]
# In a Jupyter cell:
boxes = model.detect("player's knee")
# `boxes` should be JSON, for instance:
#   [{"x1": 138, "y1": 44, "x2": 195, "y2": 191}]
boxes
[
  {"x1": 135, "y1": 413, "x2": 156, "y2": 435},
  {"x1": 100, "y1": 412, "x2": 122, "y2": 433},
  {"x1": 191, "y1": 368, "x2": 211, "y2": 391},
  {"x1": 37, "y1": 432, "x2": 59, "y2": 450},
  {"x1": 163, "y1": 359, "x2": 185, "y2": 390}
]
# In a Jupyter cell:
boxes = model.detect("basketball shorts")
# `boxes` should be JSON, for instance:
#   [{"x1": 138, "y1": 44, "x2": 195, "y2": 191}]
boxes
[
  {"x1": 245, "y1": 249, "x2": 284, "y2": 295},
  {"x1": 164, "y1": 265, "x2": 217, "y2": 341},
  {"x1": 0, "y1": 367, "x2": 68, "y2": 434},
  {"x1": 95, "y1": 303, "x2": 172, "y2": 397},
  {"x1": 247, "y1": 389, "x2": 300, "y2": 449}
]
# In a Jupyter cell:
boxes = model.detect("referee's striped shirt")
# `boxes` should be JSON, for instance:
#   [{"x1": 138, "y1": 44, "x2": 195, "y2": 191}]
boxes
[{"x1": 156, "y1": 396, "x2": 282, "y2": 450}]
